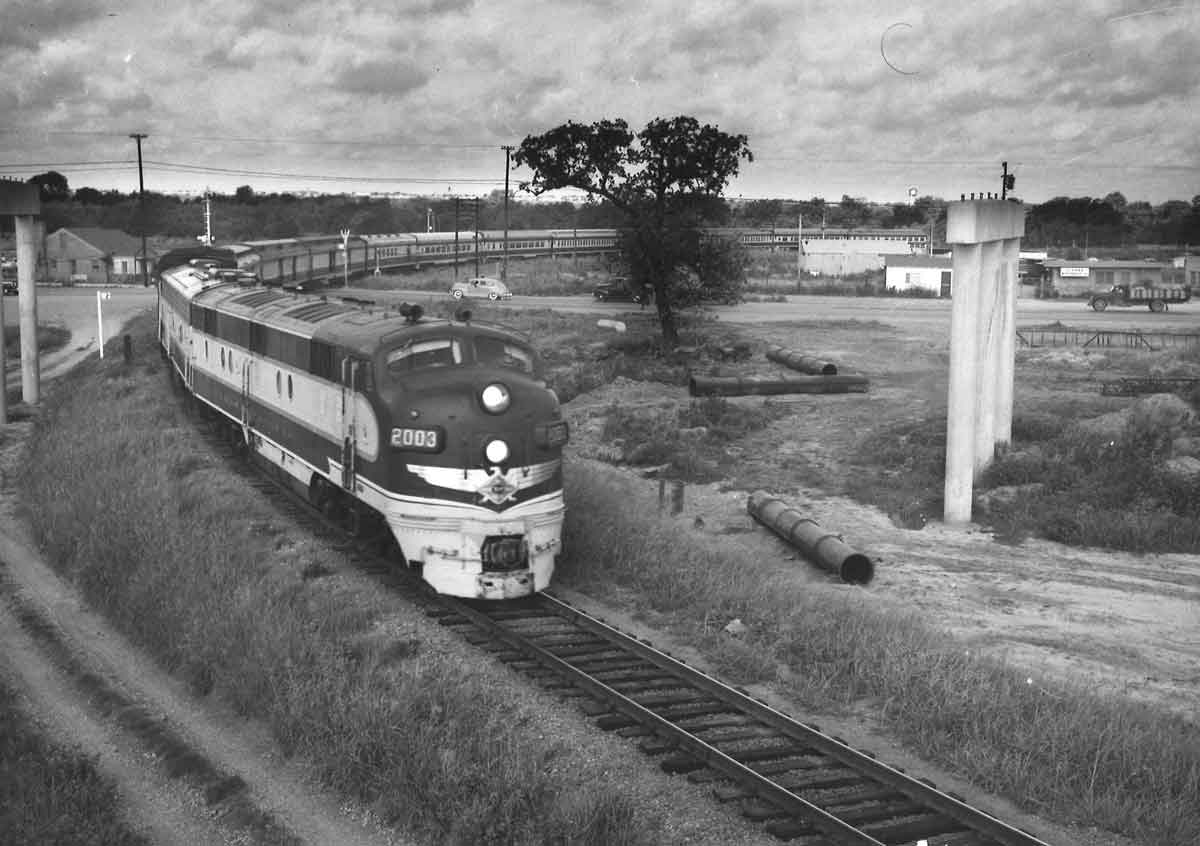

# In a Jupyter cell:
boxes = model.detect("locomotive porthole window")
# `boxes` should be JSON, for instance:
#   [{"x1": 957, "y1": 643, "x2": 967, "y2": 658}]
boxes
[
  {"x1": 287, "y1": 375, "x2": 293, "y2": 399},
  {"x1": 276, "y1": 371, "x2": 281, "y2": 395},
  {"x1": 220, "y1": 348, "x2": 225, "y2": 368}
]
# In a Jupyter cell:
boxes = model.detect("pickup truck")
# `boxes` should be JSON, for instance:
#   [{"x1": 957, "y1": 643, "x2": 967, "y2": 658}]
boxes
[{"x1": 1088, "y1": 283, "x2": 1191, "y2": 312}]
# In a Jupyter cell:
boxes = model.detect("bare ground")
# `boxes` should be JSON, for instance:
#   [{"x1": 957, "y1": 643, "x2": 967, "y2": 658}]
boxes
[{"x1": 561, "y1": 319, "x2": 1200, "y2": 724}]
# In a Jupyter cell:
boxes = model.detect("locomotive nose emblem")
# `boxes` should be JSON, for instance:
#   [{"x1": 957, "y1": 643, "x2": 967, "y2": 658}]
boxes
[{"x1": 477, "y1": 468, "x2": 518, "y2": 505}]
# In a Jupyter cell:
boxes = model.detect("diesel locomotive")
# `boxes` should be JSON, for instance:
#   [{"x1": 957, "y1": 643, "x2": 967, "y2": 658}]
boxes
[{"x1": 157, "y1": 250, "x2": 569, "y2": 599}]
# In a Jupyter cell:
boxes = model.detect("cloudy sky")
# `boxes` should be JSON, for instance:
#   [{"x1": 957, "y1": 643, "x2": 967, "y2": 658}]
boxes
[{"x1": 1, "y1": 0, "x2": 1198, "y2": 206}]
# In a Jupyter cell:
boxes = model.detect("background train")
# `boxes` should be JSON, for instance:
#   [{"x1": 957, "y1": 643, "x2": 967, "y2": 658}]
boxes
[
  {"x1": 157, "y1": 249, "x2": 569, "y2": 599},
  {"x1": 216, "y1": 227, "x2": 929, "y2": 289}
]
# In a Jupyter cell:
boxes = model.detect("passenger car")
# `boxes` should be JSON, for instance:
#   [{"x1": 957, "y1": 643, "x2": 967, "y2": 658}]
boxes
[
  {"x1": 592, "y1": 277, "x2": 644, "y2": 303},
  {"x1": 449, "y1": 276, "x2": 512, "y2": 300}
]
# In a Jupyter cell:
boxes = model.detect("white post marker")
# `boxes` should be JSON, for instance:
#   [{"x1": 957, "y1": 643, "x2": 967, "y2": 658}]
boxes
[
  {"x1": 97, "y1": 290, "x2": 111, "y2": 358},
  {"x1": 340, "y1": 228, "x2": 351, "y2": 288}
]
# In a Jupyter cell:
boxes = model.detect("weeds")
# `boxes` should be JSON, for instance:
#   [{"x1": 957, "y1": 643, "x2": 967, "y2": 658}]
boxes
[
  {"x1": 600, "y1": 397, "x2": 786, "y2": 481},
  {"x1": 560, "y1": 462, "x2": 1200, "y2": 846}
]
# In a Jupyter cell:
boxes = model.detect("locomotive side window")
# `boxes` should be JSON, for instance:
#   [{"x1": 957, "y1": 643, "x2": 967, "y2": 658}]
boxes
[
  {"x1": 474, "y1": 336, "x2": 534, "y2": 374},
  {"x1": 386, "y1": 338, "x2": 462, "y2": 372}
]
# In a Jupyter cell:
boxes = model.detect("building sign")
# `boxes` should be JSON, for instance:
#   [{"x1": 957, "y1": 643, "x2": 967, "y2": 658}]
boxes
[{"x1": 1059, "y1": 267, "x2": 1090, "y2": 277}]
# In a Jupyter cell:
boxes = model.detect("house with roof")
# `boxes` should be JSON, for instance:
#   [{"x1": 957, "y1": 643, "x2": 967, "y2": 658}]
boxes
[
  {"x1": 43, "y1": 227, "x2": 148, "y2": 284},
  {"x1": 884, "y1": 253, "x2": 953, "y2": 296}
]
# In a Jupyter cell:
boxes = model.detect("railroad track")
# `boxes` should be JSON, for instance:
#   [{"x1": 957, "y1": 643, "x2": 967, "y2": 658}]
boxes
[
  {"x1": 429, "y1": 594, "x2": 1053, "y2": 846},
  {"x1": 189, "y1": 401, "x2": 1056, "y2": 846}
]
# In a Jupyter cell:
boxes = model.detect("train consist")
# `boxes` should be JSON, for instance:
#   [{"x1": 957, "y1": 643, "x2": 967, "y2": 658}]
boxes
[
  {"x1": 229, "y1": 229, "x2": 623, "y2": 288},
  {"x1": 222, "y1": 226, "x2": 927, "y2": 289},
  {"x1": 157, "y1": 250, "x2": 569, "y2": 599}
]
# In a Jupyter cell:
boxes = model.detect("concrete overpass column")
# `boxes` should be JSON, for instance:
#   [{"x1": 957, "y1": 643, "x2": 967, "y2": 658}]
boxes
[
  {"x1": 993, "y1": 236, "x2": 1021, "y2": 446},
  {"x1": 0, "y1": 179, "x2": 42, "y2": 421},
  {"x1": 944, "y1": 242, "x2": 982, "y2": 523},
  {"x1": 16, "y1": 214, "x2": 40, "y2": 404},
  {"x1": 943, "y1": 200, "x2": 1026, "y2": 524}
]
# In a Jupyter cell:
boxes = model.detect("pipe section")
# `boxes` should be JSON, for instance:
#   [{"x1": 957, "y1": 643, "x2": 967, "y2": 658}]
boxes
[
  {"x1": 765, "y1": 345, "x2": 838, "y2": 375},
  {"x1": 689, "y1": 374, "x2": 868, "y2": 397},
  {"x1": 747, "y1": 491, "x2": 874, "y2": 584}
]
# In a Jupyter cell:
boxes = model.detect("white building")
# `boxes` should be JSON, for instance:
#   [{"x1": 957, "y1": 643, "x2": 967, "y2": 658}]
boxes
[{"x1": 884, "y1": 254, "x2": 953, "y2": 296}]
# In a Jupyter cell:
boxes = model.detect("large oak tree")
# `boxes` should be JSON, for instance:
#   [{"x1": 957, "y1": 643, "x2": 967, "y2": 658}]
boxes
[{"x1": 514, "y1": 116, "x2": 752, "y2": 347}]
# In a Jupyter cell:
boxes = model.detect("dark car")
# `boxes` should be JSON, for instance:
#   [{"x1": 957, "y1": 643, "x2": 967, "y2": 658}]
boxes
[
  {"x1": 2, "y1": 281, "x2": 17, "y2": 296},
  {"x1": 593, "y1": 277, "x2": 645, "y2": 303}
]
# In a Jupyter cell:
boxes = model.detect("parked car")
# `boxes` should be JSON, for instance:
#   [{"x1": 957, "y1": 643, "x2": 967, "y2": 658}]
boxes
[
  {"x1": 2, "y1": 280, "x2": 17, "y2": 296},
  {"x1": 449, "y1": 276, "x2": 512, "y2": 300},
  {"x1": 593, "y1": 277, "x2": 646, "y2": 303}
]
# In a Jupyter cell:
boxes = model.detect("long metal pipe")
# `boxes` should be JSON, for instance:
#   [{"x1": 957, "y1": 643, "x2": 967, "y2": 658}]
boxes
[
  {"x1": 747, "y1": 491, "x2": 874, "y2": 584},
  {"x1": 765, "y1": 344, "x2": 838, "y2": 375},
  {"x1": 689, "y1": 373, "x2": 867, "y2": 397}
]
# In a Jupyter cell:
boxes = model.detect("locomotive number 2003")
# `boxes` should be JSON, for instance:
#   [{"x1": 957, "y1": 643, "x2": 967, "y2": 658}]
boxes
[{"x1": 390, "y1": 426, "x2": 443, "y2": 452}]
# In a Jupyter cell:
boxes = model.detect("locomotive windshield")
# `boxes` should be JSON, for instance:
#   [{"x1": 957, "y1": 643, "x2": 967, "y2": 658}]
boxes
[
  {"x1": 386, "y1": 338, "x2": 463, "y2": 372},
  {"x1": 383, "y1": 334, "x2": 535, "y2": 376},
  {"x1": 474, "y1": 335, "x2": 534, "y2": 374}
]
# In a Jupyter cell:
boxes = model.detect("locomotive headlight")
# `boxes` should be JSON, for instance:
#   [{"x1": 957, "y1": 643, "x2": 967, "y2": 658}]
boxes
[
  {"x1": 485, "y1": 438, "x2": 510, "y2": 464},
  {"x1": 480, "y1": 383, "x2": 511, "y2": 414}
]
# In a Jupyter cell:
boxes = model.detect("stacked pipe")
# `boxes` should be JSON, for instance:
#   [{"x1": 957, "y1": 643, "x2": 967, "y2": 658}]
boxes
[{"x1": 747, "y1": 491, "x2": 875, "y2": 584}]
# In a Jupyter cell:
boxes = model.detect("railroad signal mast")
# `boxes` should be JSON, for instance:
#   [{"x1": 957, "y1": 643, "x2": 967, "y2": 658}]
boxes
[{"x1": 1000, "y1": 161, "x2": 1016, "y2": 200}]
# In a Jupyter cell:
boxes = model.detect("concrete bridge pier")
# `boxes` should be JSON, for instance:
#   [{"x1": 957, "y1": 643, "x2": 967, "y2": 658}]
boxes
[{"x1": 943, "y1": 200, "x2": 1026, "y2": 524}]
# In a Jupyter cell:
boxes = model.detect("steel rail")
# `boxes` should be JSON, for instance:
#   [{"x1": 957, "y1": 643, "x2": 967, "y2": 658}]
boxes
[
  {"x1": 536, "y1": 592, "x2": 1053, "y2": 846},
  {"x1": 440, "y1": 595, "x2": 888, "y2": 846}
]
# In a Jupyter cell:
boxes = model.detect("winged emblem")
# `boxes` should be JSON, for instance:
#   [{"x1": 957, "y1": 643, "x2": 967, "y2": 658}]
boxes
[{"x1": 407, "y1": 459, "x2": 561, "y2": 505}]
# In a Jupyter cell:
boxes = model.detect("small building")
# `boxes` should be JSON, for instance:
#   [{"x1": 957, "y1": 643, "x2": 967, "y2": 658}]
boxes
[
  {"x1": 44, "y1": 227, "x2": 148, "y2": 284},
  {"x1": 799, "y1": 227, "x2": 929, "y2": 276},
  {"x1": 1041, "y1": 259, "x2": 1187, "y2": 297},
  {"x1": 884, "y1": 254, "x2": 953, "y2": 296}
]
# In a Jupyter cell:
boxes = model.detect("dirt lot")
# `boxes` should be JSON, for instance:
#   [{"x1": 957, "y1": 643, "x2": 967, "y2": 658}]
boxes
[{"x1": 562, "y1": 314, "x2": 1200, "y2": 723}]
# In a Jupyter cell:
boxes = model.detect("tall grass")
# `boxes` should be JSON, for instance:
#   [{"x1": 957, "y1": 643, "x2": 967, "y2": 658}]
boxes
[
  {"x1": 560, "y1": 461, "x2": 1200, "y2": 846},
  {"x1": 15, "y1": 319, "x2": 657, "y2": 846}
]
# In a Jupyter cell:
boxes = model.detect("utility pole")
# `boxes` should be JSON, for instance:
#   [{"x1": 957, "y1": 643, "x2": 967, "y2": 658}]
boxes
[
  {"x1": 473, "y1": 196, "x2": 481, "y2": 277},
  {"x1": 1000, "y1": 161, "x2": 1015, "y2": 200},
  {"x1": 130, "y1": 133, "x2": 148, "y2": 286},
  {"x1": 453, "y1": 197, "x2": 461, "y2": 282},
  {"x1": 501, "y1": 145, "x2": 513, "y2": 282}
]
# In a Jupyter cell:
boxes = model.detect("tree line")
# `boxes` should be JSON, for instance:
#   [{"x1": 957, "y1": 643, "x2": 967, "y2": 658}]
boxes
[{"x1": 10, "y1": 171, "x2": 1200, "y2": 250}]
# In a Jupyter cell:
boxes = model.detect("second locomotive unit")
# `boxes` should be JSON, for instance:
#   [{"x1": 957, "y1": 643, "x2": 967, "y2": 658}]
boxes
[{"x1": 157, "y1": 251, "x2": 568, "y2": 599}]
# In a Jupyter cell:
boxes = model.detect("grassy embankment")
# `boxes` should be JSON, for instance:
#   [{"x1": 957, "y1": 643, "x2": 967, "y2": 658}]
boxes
[
  {"x1": 15, "y1": 317, "x2": 653, "y2": 846},
  {"x1": 0, "y1": 680, "x2": 150, "y2": 846},
  {"x1": 559, "y1": 465, "x2": 1200, "y2": 846}
]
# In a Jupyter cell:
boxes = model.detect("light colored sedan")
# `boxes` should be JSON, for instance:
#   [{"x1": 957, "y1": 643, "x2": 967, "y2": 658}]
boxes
[{"x1": 449, "y1": 276, "x2": 513, "y2": 300}]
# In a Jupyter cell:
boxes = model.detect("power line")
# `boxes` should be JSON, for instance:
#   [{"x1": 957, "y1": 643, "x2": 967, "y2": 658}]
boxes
[{"x1": 141, "y1": 158, "x2": 505, "y2": 185}]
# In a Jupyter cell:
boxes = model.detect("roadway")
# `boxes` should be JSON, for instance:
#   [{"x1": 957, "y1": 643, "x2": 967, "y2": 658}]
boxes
[{"x1": 349, "y1": 287, "x2": 1200, "y2": 334}]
